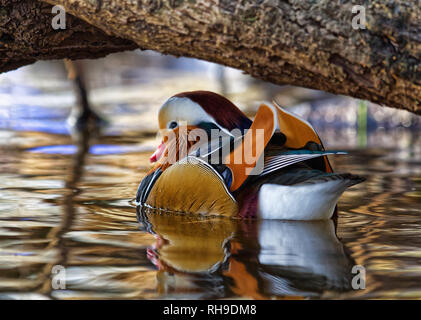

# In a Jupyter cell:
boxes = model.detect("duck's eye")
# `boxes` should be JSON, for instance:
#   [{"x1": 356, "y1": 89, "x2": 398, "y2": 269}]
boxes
[{"x1": 168, "y1": 121, "x2": 178, "y2": 129}]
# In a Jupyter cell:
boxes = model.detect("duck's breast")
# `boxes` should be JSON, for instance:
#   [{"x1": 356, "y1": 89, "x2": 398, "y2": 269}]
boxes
[{"x1": 145, "y1": 157, "x2": 238, "y2": 217}]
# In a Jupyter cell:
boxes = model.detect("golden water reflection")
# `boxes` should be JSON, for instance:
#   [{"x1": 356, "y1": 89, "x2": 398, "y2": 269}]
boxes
[{"x1": 0, "y1": 129, "x2": 420, "y2": 299}]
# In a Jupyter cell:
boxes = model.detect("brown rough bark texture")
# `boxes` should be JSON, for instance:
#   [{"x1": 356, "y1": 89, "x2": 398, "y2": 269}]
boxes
[
  {"x1": 2, "y1": 0, "x2": 421, "y2": 114},
  {"x1": 0, "y1": 0, "x2": 137, "y2": 73}
]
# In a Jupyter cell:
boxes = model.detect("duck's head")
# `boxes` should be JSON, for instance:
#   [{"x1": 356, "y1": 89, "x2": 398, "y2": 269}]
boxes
[{"x1": 150, "y1": 91, "x2": 252, "y2": 166}]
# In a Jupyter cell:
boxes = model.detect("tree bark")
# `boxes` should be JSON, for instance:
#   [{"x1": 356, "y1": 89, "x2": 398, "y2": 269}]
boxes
[
  {"x1": 2, "y1": 1, "x2": 421, "y2": 115},
  {"x1": 0, "y1": 0, "x2": 136, "y2": 73}
]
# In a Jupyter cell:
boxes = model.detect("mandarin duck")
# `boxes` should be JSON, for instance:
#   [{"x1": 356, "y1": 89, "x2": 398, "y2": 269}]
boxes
[{"x1": 136, "y1": 91, "x2": 364, "y2": 220}]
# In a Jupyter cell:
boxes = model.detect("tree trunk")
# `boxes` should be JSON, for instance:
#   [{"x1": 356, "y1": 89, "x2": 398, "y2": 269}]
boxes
[
  {"x1": 0, "y1": 0, "x2": 136, "y2": 73},
  {"x1": 2, "y1": 1, "x2": 421, "y2": 115}
]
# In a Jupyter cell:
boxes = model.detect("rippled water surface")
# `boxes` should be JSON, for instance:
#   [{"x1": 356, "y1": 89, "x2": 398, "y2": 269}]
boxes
[{"x1": 0, "y1": 54, "x2": 420, "y2": 299}]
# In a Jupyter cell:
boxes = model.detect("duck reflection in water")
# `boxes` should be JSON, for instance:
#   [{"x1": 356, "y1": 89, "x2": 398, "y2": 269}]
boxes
[{"x1": 137, "y1": 208, "x2": 356, "y2": 299}]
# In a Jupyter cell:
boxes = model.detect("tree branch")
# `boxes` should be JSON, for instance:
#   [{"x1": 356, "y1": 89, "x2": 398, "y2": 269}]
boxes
[
  {"x1": 0, "y1": 0, "x2": 137, "y2": 73},
  {"x1": 2, "y1": 0, "x2": 420, "y2": 114}
]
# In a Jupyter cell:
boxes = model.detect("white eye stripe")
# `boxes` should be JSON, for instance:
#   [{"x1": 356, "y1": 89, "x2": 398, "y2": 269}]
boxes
[
  {"x1": 159, "y1": 96, "x2": 233, "y2": 137},
  {"x1": 160, "y1": 97, "x2": 214, "y2": 126}
]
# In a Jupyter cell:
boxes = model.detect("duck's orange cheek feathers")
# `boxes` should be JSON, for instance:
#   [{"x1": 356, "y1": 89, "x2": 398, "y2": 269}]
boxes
[{"x1": 149, "y1": 126, "x2": 202, "y2": 172}]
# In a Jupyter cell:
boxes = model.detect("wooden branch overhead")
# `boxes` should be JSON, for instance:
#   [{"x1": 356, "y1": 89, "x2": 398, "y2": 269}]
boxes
[
  {"x1": 0, "y1": 0, "x2": 136, "y2": 73},
  {"x1": 1, "y1": 0, "x2": 420, "y2": 114}
]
